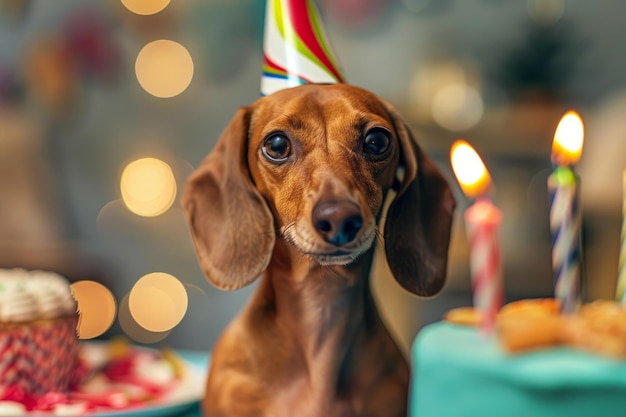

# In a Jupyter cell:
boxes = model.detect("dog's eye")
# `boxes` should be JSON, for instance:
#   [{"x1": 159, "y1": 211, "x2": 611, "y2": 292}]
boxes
[
  {"x1": 363, "y1": 129, "x2": 391, "y2": 156},
  {"x1": 262, "y1": 134, "x2": 291, "y2": 163}
]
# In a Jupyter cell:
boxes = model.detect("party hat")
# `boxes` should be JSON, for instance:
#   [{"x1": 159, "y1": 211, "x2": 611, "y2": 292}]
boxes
[{"x1": 261, "y1": 0, "x2": 345, "y2": 96}]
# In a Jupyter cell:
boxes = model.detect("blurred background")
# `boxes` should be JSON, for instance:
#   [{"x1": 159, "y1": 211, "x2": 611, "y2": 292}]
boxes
[{"x1": 0, "y1": 0, "x2": 624, "y2": 354}]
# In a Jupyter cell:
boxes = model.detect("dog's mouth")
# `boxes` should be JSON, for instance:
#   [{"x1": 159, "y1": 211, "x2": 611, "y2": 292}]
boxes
[
  {"x1": 307, "y1": 250, "x2": 360, "y2": 266},
  {"x1": 281, "y1": 222, "x2": 376, "y2": 266}
]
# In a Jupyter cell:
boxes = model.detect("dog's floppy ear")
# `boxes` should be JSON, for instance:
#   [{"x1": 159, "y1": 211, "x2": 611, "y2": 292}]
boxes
[
  {"x1": 383, "y1": 103, "x2": 456, "y2": 297},
  {"x1": 182, "y1": 107, "x2": 275, "y2": 290}
]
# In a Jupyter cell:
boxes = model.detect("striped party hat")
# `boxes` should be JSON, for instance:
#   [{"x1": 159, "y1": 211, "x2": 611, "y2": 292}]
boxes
[{"x1": 261, "y1": 0, "x2": 345, "y2": 96}]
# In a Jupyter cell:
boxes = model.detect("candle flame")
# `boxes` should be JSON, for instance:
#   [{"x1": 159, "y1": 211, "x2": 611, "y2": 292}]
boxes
[
  {"x1": 450, "y1": 140, "x2": 492, "y2": 198},
  {"x1": 552, "y1": 111, "x2": 584, "y2": 166}
]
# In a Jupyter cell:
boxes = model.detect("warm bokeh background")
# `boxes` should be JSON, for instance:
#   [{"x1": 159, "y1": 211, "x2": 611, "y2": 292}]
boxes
[{"x1": 0, "y1": 0, "x2": 623, "y2": 353}]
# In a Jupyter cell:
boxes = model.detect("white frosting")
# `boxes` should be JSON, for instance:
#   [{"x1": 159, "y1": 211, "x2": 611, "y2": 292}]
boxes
[
  {"x1": 0, "y1": 289, "x2": 38, "y2": 322},
  {"x1": 0, "y1": 269, "x2": 77, "y2": 322}
]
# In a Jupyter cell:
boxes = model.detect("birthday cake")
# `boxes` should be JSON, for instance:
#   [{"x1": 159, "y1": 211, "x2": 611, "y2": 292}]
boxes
[
  {"x1": 0, "y1": 269, "x2": 79, "y2": 398},
  {"x1": 409, "y1": 300, "x2": 626, "y2": 417}
]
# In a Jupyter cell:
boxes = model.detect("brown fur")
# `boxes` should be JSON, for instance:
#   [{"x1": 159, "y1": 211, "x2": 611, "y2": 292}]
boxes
[{"x1": 183, "y1": 84, "x2": 455, "y2": 417}]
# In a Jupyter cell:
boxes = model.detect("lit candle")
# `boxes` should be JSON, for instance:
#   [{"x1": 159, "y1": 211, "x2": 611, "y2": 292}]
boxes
[
  {"x1": 617, "y1": 171, "x2": 626, "y2": 303},
  {"x1": 450, "y1": 140, "x2": 503, "y2": 335},
  {"x1": 548, "y1": 111, "x2": 584, "y2": 314}
]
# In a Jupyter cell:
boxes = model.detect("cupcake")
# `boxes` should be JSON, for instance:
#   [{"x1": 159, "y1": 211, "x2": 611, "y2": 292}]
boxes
[{"x1": 0, "y1": 269, "x2": 79, "y2": 398}]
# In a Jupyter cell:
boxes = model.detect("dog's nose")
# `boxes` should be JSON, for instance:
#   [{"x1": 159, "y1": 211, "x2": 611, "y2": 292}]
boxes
[{"x1": 312, "y1": 201, "x2": 363, "y2": 246}]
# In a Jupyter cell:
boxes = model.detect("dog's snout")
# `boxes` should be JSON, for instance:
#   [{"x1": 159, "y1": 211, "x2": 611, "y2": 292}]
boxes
[{"x1": 312, "y1": 201, "x2": 363, "y2": 246}]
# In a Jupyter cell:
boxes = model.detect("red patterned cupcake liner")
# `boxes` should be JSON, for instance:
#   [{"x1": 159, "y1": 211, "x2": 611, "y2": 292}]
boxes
[{"x1": 0, "y1": 317, "x2": 79, "y2": 397}]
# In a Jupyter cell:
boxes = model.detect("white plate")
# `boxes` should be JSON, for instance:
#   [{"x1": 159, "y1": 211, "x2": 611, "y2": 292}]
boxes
[
  {"x1": 26, "y1": 347, "x2": 209, "y2": 417},
  {"x1": 90, "y1": 352, "x2": 206, "y2": 417}
]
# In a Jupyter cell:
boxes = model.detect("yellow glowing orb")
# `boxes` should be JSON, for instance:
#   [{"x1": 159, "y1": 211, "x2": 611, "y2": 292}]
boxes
[
  {"x1": 71, "y1": 281, "x2": 117, "y2": 339},
  {"x1": 121, "y1": 0, "x2": 171, "y2": 15},
  {"x1": 135, "y1": 40, "x2": 194, "y2": 98},
  {"x1": 128, "y1": 272, "x2": 188, "y2": 332},
  {"x1": 432, "y1": 84, "x2": 484, "y2": 131},
  {"x1": 450, "y1": 140, "x2": 492, "y2": 198},
  {"x1": 118, "y1": 294, "x2": 171, "y2": 344},
  {"x1": 120, "y1": 157, "x2": 177, "y2": 217}
]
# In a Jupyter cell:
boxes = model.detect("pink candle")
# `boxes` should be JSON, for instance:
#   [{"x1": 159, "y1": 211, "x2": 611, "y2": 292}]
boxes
[
  {"x1": 464, "y1": 198, "x2": 503, "y2": 333},
  {"x1": 451, "y1": 140, "x2": 503, "y2": 335}
]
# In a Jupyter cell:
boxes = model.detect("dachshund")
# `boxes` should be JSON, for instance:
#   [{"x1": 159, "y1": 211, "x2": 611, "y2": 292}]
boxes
[{"x1": 183, "y1": 83, "x2": 455, "y2": 417}]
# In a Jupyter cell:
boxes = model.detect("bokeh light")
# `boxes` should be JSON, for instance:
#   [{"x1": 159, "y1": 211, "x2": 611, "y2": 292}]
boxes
[
  {"x1": 120, "y1": 157, "x2": 177, "y2": 217},
  {"x1": 118, "y1": 293, "x2": 171, "y2": 344},
  {"x1": 71, "y1": 280, "x2": 117, "y2": 339},
  {"x1": 128, "y1": 272, "x2": 188, "y2": 332},
  {"x1": 135, "y1": 40, "x2": 194, "y2": 98},
  {"x1": 121, "y1": 0, "x2": 171, "y2": 15},
  {"x1": 432, "y1": 83, "x2": 484, "y2": 131},
  {"x1": 408, "y1": 61, "x2": 484, "y2": 130},
  {"x1": 527, "y1": 0, "x2": 564, "y2": 23}
]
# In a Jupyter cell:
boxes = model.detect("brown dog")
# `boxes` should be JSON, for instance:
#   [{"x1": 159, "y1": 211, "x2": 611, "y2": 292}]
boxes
[{"x1": 183, "y1": 83, "x2": 455, "y2": 417}]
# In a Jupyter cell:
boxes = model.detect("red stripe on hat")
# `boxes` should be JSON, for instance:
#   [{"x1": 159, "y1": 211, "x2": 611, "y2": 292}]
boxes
[
  {"x1": 264, "y1": 54, "x2": 315, "y2": 84},
  {"x1": 287, "y1": 0, "x2": 344, "y2": 82}
]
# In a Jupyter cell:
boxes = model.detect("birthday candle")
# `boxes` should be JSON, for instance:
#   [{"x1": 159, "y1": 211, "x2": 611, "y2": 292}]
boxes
[
  {"x1": 451, "y1": 140, "x2": 503, "y2": 335},
  {"x1": 617, "y1": 171, "x2": 626, "y2": 302},
  {"x1": 548, "y1": 111, "x2": 584, "y2": 314},
  {"x1": 464, "y1": 198, "x2": 503, "y2": 333},
  {"x1": 548, "y1": 167, "x2": 581, "y2": 313}
]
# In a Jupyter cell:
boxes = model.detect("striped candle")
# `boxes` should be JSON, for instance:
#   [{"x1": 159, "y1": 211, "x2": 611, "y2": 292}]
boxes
[
  {"x1": 548, "y1": 166, "x2": 582, "y2": 314},
  {"x1": 465, "y1": 198, "x2": 503, "y2": 335},
  {"x1": 261, "y1": 0, "x2": 345, "y2": 96},
  {"x1": 549, "y1": 111, "x2": 584, "y2": 314},
  {"x1": 450, "y1": 140, "x2": 503, "y2": 335},
  {"x1": 617, "y1": 171, "x2": 626, "y2": 302}
]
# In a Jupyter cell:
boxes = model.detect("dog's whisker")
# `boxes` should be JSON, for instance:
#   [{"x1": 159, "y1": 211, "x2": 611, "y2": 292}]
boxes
[
  {"x1": 374, "y1": 229, "x2": 385, "y2": 246},
  {"x1": 280, "y1": 221, "x2": 300, "y2": 248}
]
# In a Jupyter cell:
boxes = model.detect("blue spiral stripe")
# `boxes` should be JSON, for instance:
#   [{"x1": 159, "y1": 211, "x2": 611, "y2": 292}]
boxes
[{"x1": 548, "y1": 174, "x2": 581, "y2": 313}]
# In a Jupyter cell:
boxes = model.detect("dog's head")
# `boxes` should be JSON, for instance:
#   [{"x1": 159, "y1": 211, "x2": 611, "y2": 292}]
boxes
[{"x1": 183, "y1": 84, "x2": 455, "y2": 296}]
